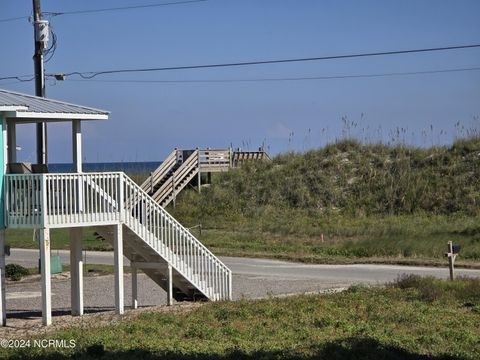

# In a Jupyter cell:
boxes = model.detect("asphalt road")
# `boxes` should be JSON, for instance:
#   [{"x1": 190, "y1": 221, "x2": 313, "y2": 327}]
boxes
[
  {"x1": 4, "y1": 248, "x2": 480, "y2": 320},
  {"x1": 7, "y1": 248, "x2": 480, "y2": 284}
]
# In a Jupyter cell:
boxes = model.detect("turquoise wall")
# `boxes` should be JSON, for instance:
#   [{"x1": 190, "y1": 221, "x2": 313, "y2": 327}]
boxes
[{"x1": 0, "y1": 116, "x2": 4, "y2": 228}]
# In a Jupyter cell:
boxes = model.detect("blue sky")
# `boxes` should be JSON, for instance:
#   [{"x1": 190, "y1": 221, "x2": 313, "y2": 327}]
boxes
[{"x1": 1, "y1": 0, "x2": 479, "y2": 163}]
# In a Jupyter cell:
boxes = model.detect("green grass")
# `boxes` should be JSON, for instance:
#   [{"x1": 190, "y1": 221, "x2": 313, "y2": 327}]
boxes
[
  {"x1": 180, "y1": 213, "x2": 480, "y2": 266},
  {"x1": 6, "y1": 214, "x2": 479, "y2": 266},
  {"x1": 5, "y1": 227, "x2": 111, "y2": 251},
  {"x1": 62, "y1": 263, "x2": 132, "y2": 275},
  {"x1": 3, "y1": 277, "x2": 480, "y2": 359},
  {"x1": 7, "y1": 264, "x2": 131, "y2": 278}
]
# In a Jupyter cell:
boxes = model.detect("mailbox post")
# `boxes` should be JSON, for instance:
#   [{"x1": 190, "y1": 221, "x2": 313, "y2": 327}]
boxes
[{"x1": 445, "y1": 241, "x2": 461, "y2": 281}]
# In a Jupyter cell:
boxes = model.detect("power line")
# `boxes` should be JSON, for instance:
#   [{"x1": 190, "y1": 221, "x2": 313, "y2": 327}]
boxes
[
  {"x1": 0, "y1": 80, "x2": 29, "y2": 86},
  {"x1": 3, "y1": 66, "x2": 479, "y2": 85},
  {"x1": 0, "y1": 15, "x2": 29, "y2": 23},
  {"x1": 1, "y1": 44, "x2": 479, "y2": 83},
  {"x1": 59, "y1": 44, "x2": 480, "y2": 80},
  {"x1": 0, "y1": 0, "x2": 208, "y2": 23},
  {"x1": 61, "y1": 66, "x2": 480, "y2": 84},
  {"x1": 46, "y1": 0, "x2": 207, "y2": 16},
  {"x1": 0, "y1": 75, "x2": 36, "y2": 82},
  {"x1": 43, "y1": 23, "x2": 58, "y2": 63}
]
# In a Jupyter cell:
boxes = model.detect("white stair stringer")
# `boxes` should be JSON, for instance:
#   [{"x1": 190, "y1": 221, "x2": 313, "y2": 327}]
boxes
[
  {"x1": 95, "y1": 173, "x2": 231, "y2": 303},
  {"x1": 125, "y1": 218, "x2": 220, "y2": 301},
  {"x1": 95, "y1": 225, "x2": 211, "y2": 301}
]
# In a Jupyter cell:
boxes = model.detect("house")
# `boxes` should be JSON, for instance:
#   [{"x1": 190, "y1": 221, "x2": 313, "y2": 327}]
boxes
[{"x1": 0, "y1": 89, "x2": 231, "y2": 326}]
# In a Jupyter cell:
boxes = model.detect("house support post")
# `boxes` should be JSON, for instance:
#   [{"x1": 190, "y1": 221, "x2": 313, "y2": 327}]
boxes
[
  {"x1": 7, "y1": 121, "x2": 16, "y2": 164},
  {"x1": 70, "y1": 227, "x2": 83, "y2": 316},
  {"x1": 167, "y1": 264, "x2": 173, "y2": 306},
  {"x1": 0, "y1": 230, "x2": 6, "y2": 326},
  {"x1": 40, "y1": 228, "x2": 51, "y2": 325},
  {"x1": 72, "y1": 120, "x2": 84, "y2": 211},
  {"x1": 113, "y1": 224, "x2": 124, "y2": 314},
  {"x1": 131, "y1": 266, "x2": 138, "y2": 309},
  {"x1": 72, "y1": 120, "x2": 82, "y2": 172}
]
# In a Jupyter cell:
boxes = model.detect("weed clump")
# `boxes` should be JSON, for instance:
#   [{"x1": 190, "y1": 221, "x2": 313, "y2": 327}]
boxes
[
  {"x1": 5, "y1": 263, "x2": 30, "y2": 281},
  {"x1": 391, "y1": 274, "x2": 480, "y2": 304}
]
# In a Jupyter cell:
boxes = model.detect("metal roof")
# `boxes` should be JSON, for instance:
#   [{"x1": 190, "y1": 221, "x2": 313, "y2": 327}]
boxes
[{"x1": 0, "y1": 88, "x2": 109, "y2": 120}]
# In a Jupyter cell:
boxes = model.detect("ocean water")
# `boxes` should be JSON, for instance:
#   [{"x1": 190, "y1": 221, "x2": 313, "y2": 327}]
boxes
[{"x1": 49, "y1": 161, "x2": 162, "y2": 175}]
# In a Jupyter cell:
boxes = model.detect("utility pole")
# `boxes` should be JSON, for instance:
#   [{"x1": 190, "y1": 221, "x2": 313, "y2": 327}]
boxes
[{"x1": 32, "y1": 0, "x2": 48, "y2": 165}]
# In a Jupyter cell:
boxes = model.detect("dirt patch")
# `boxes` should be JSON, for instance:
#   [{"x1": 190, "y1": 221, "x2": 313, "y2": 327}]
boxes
[{"x1": 0, "y1": 302, "x2": 203, "y2": 339}]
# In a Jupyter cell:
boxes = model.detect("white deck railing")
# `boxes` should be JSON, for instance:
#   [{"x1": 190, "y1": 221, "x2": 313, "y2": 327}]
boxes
[
  {"x1": 5, "y1": 173, "x2": 122, "y2": 228},
  {"x1": 4, "y1": 172, "x2": 232, "y2": 300},
  {"x1": 4, "y1": 174, "x2": 43, "y2": 228}
]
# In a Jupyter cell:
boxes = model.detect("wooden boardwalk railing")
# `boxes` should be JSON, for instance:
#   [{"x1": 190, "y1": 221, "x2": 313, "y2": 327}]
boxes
[
  {"x1": 232, "y1": 150, "x2": 271, "y2": 167},
  {"x1": 141, "y1": 148, "x2": 270, "y2": 208},
  {"x1": 140, "y1": 149, "x2": 177, "y2": 194}
]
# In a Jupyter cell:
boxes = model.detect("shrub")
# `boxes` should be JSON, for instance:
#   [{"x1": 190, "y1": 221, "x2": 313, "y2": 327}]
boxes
[{"x1": 5, "y1": 263, "x2": 30, "y2": 281}]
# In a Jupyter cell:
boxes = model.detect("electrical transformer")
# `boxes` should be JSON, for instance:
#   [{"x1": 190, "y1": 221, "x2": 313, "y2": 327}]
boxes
[{"x1": 34, "y1": 20, "x2": 49, "y2": 49}]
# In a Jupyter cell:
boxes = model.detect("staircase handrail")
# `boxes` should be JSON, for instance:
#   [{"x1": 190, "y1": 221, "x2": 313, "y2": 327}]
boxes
[
  {"x1": 152, "y1": 150, "x2": 199, "y2": 203},
  {"x1": 140, "y1": 149, "x2": 178, "y2": 193},
  {"x1": 123, "y1": 173, "x2": 232, "y2": 299}
]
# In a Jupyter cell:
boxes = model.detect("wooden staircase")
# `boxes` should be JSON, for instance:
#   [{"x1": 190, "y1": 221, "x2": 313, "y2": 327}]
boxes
[
  {"x1": 141, "y1": 148, "x2": 270, "y2": 208},
  {"x1": 141, "y1": 149, "x2": 201, "y2": 207}
]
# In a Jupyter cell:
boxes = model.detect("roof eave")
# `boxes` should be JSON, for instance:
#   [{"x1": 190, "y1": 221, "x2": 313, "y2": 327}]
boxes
[
  {"x1": 4, "y1": 111, "x2": 109, "y2": 121},
  {"x1": 0, "y1": 106, "x2": 29, "y2": 112}
]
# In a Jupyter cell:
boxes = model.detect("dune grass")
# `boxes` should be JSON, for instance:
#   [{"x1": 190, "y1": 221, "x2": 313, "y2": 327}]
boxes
[{"x1": 170, "y1": 137, "x2": 480, "y2": 266}]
